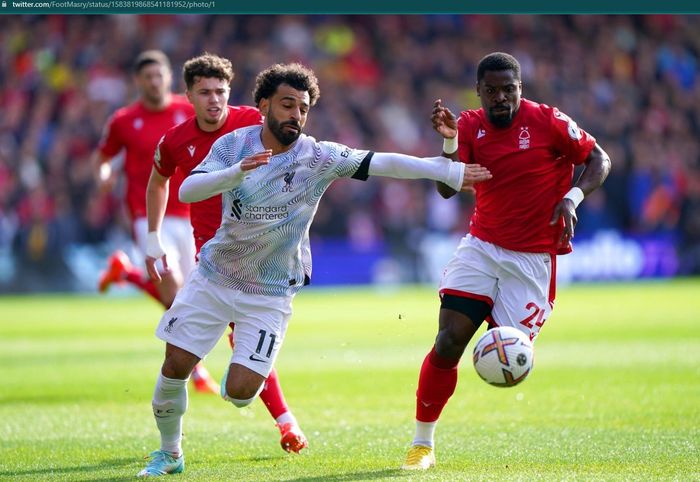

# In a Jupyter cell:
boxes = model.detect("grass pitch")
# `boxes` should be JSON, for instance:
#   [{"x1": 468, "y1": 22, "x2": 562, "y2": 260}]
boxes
[{"x1": 1, "y1": 279, "x2": 699, "y2": 481}]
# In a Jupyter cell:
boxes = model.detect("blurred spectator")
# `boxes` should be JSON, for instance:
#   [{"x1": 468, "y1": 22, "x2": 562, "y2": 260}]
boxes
[{"x1": 1, "y1": 15, "x2": 699, "y2": 290}]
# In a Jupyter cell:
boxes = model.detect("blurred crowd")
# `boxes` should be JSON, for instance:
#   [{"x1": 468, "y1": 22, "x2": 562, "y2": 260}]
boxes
[{"x1": 1, "y1": 14, "x2": 700, "y2": 291}]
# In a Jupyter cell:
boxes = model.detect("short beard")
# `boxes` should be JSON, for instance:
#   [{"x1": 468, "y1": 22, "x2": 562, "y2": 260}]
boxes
[
  {"x1": 268, "y1": 115, "x2": 301, "y2": 146},
  {"x1": 487, "y1": 109, "x2": 514, "y2": 128},
  {"x1": 143, "y1": 90, "x2": 165, "y2": 106}
]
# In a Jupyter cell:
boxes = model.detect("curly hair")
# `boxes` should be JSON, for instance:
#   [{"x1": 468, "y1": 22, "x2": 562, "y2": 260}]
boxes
[
  {"x1": 253, "y1": 63, "x2": 320, "y2": 107},
  {"x1": 477, "y1": 52, "x2": 521, "y2": 82},
  {"x1": 183, "y1": 53, "x2": 234, "y2": 90}
]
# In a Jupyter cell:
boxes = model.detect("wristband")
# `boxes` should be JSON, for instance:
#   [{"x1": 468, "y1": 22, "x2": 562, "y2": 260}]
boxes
[
  {"x1": 442, "y1": 136, "x2": 458, "y2": 155},
  {"x1": 563, "y1": 187, "x2": 584, "y2": 208},
  {"x1": 99, "y1": 163, "x2": 111, "y2": 181},
  {"x1": 146, "y1": 231, "x2": 166, "y2": 259}
]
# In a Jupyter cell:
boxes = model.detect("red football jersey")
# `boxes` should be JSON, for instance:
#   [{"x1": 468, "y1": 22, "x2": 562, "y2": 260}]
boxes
[
  {"x1": 98, "y1": 95, "x2": 194, "y2": 220},
  {"x1": 457, "y1": 98, "x2": 596, "y2": 255},
  {"x1": 154, "y1": 105, "x2": 262, "y2": 252}
]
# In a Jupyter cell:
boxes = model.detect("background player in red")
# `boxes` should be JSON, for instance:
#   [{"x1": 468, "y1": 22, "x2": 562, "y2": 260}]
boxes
[
  {"x1": 145, "y1": 53, "x2": 308, "y2": 453},
  {"x1": 93, "y1": 50, "x2": 218, "y2": 394},
  {"x1": 401, "y1": 52, "x2": 612, "y2": 470}
]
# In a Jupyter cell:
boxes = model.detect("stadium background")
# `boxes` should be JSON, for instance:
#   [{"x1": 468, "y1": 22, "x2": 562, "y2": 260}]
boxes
[{"x1": 0, "y1": 14, "x2": 699, "y2": 293}]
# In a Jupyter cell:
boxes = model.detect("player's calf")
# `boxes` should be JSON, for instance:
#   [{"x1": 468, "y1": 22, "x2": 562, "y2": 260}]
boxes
[{"x1": 220, "y1": 364, "x2": 264, "y2": 407}]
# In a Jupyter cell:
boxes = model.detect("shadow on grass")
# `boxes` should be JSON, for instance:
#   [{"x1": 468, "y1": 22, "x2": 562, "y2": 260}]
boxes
[
  {"x1": 284, "y1": 469, "x2": 406, "y2": 481},
  {"x1": 0, "y1": 456, "x2": 135, "y2": 480}
]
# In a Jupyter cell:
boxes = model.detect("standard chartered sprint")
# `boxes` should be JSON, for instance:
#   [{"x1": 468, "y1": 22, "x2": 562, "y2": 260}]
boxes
[{"x1": 244, "y1": 205, "x2": 288, "y2": 220}]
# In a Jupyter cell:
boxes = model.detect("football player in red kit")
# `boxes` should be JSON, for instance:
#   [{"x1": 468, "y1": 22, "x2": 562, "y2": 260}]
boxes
[
  {"x1": 93, "y1": 50, "x2": 219, "y2": 394},
  {"x1": 145, "y1": 53, "x2": 307, "y2": 454},
  {"x1": 94, "y1": 50, "x2": 192, "y2": 305},
  {"x1": 401, "y1": 52, "x2": 611, "y2": 470}
]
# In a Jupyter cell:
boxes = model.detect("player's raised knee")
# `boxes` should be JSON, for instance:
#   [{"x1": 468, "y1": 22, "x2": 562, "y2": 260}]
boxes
[
  {"x1": 221, "y1": 375, "x2": 264, "y2": 408},
  {"x1": 222, "y1": 385, "x2": 261, "y2": 407}
]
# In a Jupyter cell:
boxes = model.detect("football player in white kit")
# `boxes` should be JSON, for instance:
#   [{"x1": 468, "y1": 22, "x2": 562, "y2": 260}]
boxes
[{"x1": 137, "y1": 63, "x2": 492, "y2": 477}]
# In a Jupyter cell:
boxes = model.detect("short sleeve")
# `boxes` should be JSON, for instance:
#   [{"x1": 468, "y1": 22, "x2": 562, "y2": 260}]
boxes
[
  {"x1": 98, "y1": 114, "x2": 123, "y2": 158},
  {"x1": 457, "y1": 112, "x2": 473, "y2": 164},
  {"x1": 153, "y1": 134, "x2": 175, "y2": 177},
  {"x1": 319, "y1": 141, "x2": 372, "y2": 180},
  {"x1": 550, "y1": 107, "x2": 596, "y2": 166}
]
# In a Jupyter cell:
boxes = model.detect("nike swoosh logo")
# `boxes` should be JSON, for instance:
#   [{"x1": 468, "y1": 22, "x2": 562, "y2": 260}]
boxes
[{"x1": 249, "y1": 353, "x2": 267, "y2": 363}]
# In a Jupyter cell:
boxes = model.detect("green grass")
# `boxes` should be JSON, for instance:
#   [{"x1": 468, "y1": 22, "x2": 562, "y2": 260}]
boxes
[{"x1": 1, "y1": 279, "x2": 699, "y2": 481}]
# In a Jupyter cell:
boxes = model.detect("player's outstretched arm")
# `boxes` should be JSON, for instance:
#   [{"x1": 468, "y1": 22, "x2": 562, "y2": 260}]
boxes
[
  {"x1": 367, "y1": 152, "x2": 491, "y2": 191},
  {"x1": 179, "y1": 150, "x2": 272, "y2": 203},
  {"x1": 549, "y1": 143, "x2": 612, "y2": 246}
]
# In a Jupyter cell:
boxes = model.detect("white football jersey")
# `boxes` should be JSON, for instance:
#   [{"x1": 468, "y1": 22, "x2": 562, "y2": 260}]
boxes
[{"x1": 193, "y1": 125, "x2": 371, "y2": 296}]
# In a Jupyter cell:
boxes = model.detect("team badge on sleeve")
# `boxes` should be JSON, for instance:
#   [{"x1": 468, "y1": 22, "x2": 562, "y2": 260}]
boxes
[
  {"x1": 154, "y1": 136, "x2": 164, "y2": 169},
  {"x1": 554, "y1": 110, "x2": 582, "y2": 140}
]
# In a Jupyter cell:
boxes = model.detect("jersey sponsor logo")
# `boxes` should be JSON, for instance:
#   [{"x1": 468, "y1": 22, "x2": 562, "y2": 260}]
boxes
[
  {"x1": 477, "y1": 128, "x2": 486, "y2": 139},
  {"x1": 246, "y1": 205, "x2": 289, "y2": 220},
  {"x1": 282, "y1": 171, "x2": 295, "y2": 192},
  {"x1": 229, "y1": 199, "x2": 289, "y2": 221},
  {"x1": 133, "y1": 118, "x2": 144, "y2": 130},
  {"x1": 518, "y1": 126, "x2": 531, "y2": 150},
  {"x1": 187, "y1": 145, "x2": 196, "y2": 157},
  {"x1": 231, "y1": 199, "x2": 243, "y2": 220}
]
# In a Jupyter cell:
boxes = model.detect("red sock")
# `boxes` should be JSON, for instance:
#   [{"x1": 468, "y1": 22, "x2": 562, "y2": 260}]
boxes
[
  {"x1": 415, "y1": 346, "x2": 460, "y2": 422},
  {"x1": 228, "y1": 322, "x2": 235, "y2": 349},
  {"x1": 124, "y1": 270, "x2": 166, "y2": 308},
  {"x1": 259, "y1": 368, "x2": 289, "y2": 420}
]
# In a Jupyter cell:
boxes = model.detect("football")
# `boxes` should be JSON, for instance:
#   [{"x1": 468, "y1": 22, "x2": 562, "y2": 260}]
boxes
[{"x1": 472, "y1": 326, "x2": 534, "y2": 387}]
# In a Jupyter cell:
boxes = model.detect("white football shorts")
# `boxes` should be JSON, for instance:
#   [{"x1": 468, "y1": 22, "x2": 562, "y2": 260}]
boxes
[
  {"x1": 155, "y1": 269, "x2": 293, "y2": 377},
  {"x1": 439, "y1": 234, "x2": 556, "y2": 341},
  {"x1": 133, "y1": 216, "x2": 196, "y2": 279}
]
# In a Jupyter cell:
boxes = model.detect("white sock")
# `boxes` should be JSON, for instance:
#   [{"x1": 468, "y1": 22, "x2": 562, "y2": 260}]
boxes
[
  {"x1": 152, "y1": 374, "x2": 188, "y2": 457},
  {"x1": 412, "y1": 420, "x2": 437, "y2": 448},
  {"x1": 275, "y1": 411, "x2": 298, "y2": 427}
]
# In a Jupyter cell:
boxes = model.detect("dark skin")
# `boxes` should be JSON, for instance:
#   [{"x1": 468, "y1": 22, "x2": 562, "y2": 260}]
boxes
[{"x1": 430, "y1": 69, "x2": 611, "y2": 359}]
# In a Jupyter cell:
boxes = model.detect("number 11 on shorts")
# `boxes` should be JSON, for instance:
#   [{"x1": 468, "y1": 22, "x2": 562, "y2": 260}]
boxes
[{"x1": 255, "y1": 329, "x2": 276, "y2": 359}]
